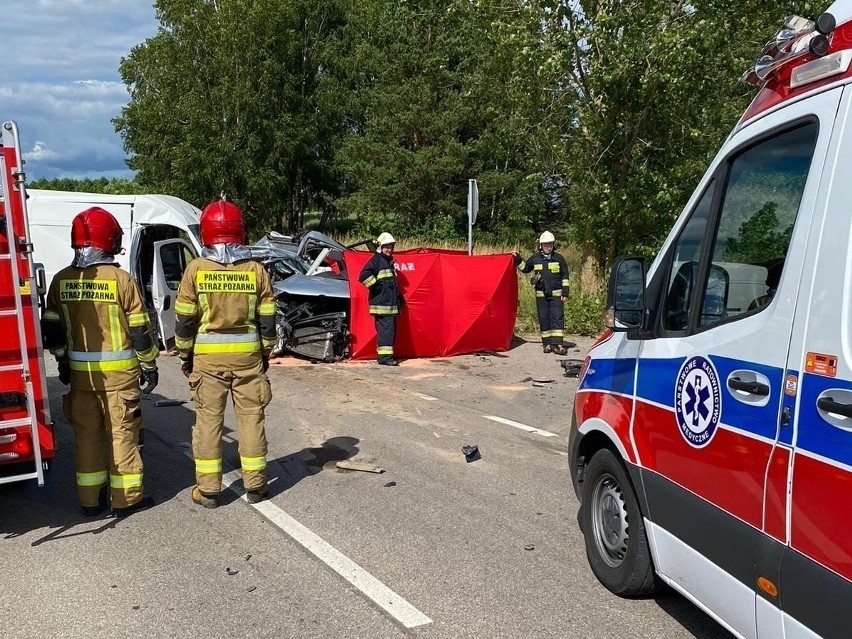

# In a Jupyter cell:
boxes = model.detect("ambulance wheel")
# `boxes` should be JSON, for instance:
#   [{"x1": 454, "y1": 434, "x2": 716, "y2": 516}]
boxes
[{"x1": 580, "y1": 448, "x2": 659, "y2": 596}]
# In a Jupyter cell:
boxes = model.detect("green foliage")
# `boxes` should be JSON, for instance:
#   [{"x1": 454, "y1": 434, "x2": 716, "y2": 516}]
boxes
[{"x1": 28, "y1": 177, "x2": 147, "y2": 195}]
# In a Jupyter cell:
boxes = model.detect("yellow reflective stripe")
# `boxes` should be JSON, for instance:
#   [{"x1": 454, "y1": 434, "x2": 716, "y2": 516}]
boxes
[
  {"x1": 535, "y1": 291, "x2": 545, "y2": 298},
  {"x1": 518, "y1": 260, "x2": 527, "y2": 270},
  {"x1": 198, "y1": 294, "x2": 211, "y2": 333},
  {"x1": 369, "y1": 305, "x2": 398, "y2": 315},
  {"x1": 194, "y1": 342, "x2": 260, "y2": 354},
  {"x1": 377, "y1": 346, "x2": 394, "y2": 355},
  {"x1": 61, "y1": 304, "x2": 74, "y2": 350},
  {"x1": 175, "y1": 336, "x2": 194, "y2": 350},
  {"x1": 109, "y1": 304, "x2": 121, "y2": 352},
  {"x1": 240, "y1": 455, "x2": 267, "y2": 472},
  {"x1": 43, "y1": 310, "x2": 61, "y2": 321},
  {"x1": 110, "y1": 473, "x2": 143, "y2": 489},
  {"x1": 540, "y1": 330, "x2": 564, "y2": 338},
  {"x1": 248, "y1": 295, "x2": 257, "y2": 324},
  {"x1": 551, "y1": 289, "x2": 562, "y2": 297},
  {"x1": 562, "y1": 280, "x2": 570, "y2": 287},
  {"x1": 137, "y1": 344, "x2": 158, "y2": 363},
  {"x1": 533, "y1": 264, "x2": 543, "y2": 271},
  {"x1": 77, "y1": 470, "x2": 108, "y2": 487},
  {"x1": 196, "y1": 458, "x2": 222, "y2": 474},
  {"x1": 259, "y1": 301, "x2": 276, "y2": 316},
  {"x1": 361, "y1": 275, "x2": 377, "y2": 288},
  {"x1": 548, "y1": 263, "x2": 560, "y2": 271},
  {"x1": 376, "y1": 269, "x2": 394, "y2": 280},
  {"x1": 69, "y1": 358, "x2": 137, "y2": 372},
  {"x1": 175, "y1": 301, "x2": 197, "y2": 315},
  {"x1": 127, "y1": 311, "x2": 149, "y2": 327}
]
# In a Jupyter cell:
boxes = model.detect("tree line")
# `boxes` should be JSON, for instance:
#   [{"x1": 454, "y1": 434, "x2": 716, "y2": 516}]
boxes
[{"x1": 34, "y1": 0, "x2": 826, "y2": 268}]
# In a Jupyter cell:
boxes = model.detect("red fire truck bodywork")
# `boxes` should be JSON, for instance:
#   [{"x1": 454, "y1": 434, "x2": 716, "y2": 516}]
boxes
[{"x1": 0, "y1": 121, "x2": 54, "y2": 485}]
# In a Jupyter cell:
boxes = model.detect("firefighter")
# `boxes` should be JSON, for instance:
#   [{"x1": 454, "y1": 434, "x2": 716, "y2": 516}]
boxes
[
  {"x1": 359, "y1": 232, "x2": 400, "y2": 366},
  {"x1": 175, "y1": 200, "x2": 276, "y2": 509},
  {"x1": 514, "y1": 231, "x2": 570, "y2": 355},
  {"x1": 42, "y1": 207, "x2": 159, "y2": 517}
]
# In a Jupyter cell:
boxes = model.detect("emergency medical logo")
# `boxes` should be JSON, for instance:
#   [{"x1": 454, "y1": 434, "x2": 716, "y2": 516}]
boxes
[{"x1": 674, "y1": 356, "x2": 721, "y2": 448}]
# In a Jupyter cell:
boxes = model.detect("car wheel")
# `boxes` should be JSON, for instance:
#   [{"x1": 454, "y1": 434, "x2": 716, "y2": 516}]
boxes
[{"x1": 580, "y1": 447, "x2": 659, "y2": 596}]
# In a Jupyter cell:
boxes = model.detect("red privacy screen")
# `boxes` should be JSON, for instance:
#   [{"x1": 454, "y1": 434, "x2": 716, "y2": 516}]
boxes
[{"x1": 344, "y1": 250, "x2": 518, "y2": 359}]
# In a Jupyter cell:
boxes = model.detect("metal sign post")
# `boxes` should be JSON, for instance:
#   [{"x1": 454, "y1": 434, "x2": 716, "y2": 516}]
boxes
[{"x1": 467, "y1": 179, "x2": 478, "y2": 255}]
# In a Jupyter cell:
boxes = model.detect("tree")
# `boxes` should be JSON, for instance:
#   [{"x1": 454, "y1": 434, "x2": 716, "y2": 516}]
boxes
[{"x1": 115, "y1": 0, "x2": 344, "y2": 237}]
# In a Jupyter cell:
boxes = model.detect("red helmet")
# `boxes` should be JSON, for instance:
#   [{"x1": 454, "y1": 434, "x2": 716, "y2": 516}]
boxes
[
  {"x1": 71, "y1": 207, "x2": 123, "y2": 254},
  {"x1": 200, "y1": 200, "x2": 246, "y2": 246}
]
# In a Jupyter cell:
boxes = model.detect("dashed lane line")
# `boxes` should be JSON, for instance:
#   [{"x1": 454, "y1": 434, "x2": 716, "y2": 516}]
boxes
[
  {"x1": 482, "y1": 415, "x2": 559, "y2": 438},
  {"x1": 183, "y1": 444, "x2": 432, "y2": 629}
]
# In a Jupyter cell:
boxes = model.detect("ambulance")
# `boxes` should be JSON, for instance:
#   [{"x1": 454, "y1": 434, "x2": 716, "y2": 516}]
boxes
[{"x1": 571, "y1": 4, "x2": 852, "y2": 639}]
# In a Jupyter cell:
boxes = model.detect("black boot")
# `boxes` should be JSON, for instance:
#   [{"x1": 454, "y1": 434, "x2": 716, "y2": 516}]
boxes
[{"x1": 378, "y1": 356, "x2": 398, "y2": 366}]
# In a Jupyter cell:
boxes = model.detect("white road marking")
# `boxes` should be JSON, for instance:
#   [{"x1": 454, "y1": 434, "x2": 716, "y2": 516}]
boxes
[
  {"x1": 482, "y1": 415, "x2": 559, "y2": 438},
  {"x1": 184, "y1": 459, "x2": 432, "y2": 629},
  {"x1": 411, "y1": 391, "x2": 439, "y2": 401}
]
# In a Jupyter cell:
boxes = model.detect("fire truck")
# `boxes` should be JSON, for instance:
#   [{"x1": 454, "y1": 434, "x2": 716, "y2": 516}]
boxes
[{"x1": 0, "y1": 121, "x2": 54, "y2": 486}]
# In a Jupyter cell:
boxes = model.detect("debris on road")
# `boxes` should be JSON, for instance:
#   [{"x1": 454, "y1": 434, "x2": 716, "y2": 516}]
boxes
[
  {"x1": 246, "y1": 586, "x2": 257, "y2": 593},
  {"x1": 155, "y1": 399, "x2": 186, "y2": 407},
  {"x1": 531, "y1": 378, "x2": 555, "y2": 384},
  {"x1": 518, "y1": 376, "x2": 533, "y2": 383},
  {"x1": 226, "y1": 567, "x2": 240, "y2": 575},
  {"x1": 462, "y1": 444, "x2": 481, "y2": 463},
  {"x1": 336, "y1": 459, "x2": 384, "y2": 473},
  {"x1": 559, "y1": 359, "x2": 584, "y2": 378},
  {"x1": 524, "y1": 544, "x2": 535, "y2": 551},
  {"x1": 383, "y1": 481, "x2": 397, "y2": 487}
]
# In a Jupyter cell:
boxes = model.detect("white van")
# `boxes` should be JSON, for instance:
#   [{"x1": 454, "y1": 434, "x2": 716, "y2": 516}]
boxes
[
  {"x1": 571, "y1": 5, "x2": 852, "y2": 639},
  {"x1": 26, "y1": 189, "x2": 202, "y2": 347}
]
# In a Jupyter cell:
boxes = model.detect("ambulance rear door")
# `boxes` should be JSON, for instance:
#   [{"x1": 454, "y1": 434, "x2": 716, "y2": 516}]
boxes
[{"x1": 630, "y1": 87, "x2": 841, "y2": 639}]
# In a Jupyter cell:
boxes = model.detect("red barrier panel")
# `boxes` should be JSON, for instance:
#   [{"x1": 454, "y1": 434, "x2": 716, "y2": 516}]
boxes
[{"x1": 345, "y1": 250, "x2": 518, "y2": 359}]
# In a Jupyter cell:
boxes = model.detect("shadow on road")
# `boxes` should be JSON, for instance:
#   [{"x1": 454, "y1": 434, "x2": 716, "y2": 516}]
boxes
[{"x1": 654, "y1": 588, "x2": 735, "y2": 639}]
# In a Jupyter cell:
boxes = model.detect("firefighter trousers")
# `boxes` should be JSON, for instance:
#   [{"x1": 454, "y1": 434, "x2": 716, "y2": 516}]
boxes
[
  {"x1": 374, "y1": 314, "x2": 397, "y2": 359},
  {"x1": 536, "y1": 296, "x2": 565, "y2": 346},
  {"x1": 188, "y1": 360, "x2": 271, "y2": 495},
  {"x1": 62, "y1": 386, "x2": 144, "y2": 509}
]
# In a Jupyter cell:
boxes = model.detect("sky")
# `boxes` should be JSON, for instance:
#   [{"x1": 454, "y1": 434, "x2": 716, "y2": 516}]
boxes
[{"x1": 0, "y1": 0, "x2": 158, "y2": 181}]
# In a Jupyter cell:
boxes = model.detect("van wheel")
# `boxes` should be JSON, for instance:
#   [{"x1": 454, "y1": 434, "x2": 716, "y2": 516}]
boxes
[{"x1": 580, "y1": 448, "x2": 659, "y2": 596}]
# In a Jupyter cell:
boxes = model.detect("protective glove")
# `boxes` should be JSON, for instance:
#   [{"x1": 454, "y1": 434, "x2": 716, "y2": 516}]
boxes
[
  {"x1": 140, "y1": 367, "x2": 159, "y2": 394},
  {"x1": 180, "y1": 356, "x2": 193, "y2": 378},
  {"x1": 262, "y1": 356, "x2": 270, "y2": 373},
  {"x1": 58, "y1": 358, "x2": 71, "y2": 385}
]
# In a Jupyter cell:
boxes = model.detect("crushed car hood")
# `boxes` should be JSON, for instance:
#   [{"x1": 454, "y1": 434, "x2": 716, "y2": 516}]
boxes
[{"x1": 273, "y1": 273, "x2": 350, "y2": 299}]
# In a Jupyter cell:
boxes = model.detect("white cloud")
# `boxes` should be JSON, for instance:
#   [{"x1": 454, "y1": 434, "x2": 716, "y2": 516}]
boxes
[{"x1": 0, "y1": 1, "x2": 156, "y2": 179}]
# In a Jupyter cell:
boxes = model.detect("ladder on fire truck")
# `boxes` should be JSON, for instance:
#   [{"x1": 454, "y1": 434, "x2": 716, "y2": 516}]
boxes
[{"x1": 0, "y1": 121, "x2": 45, "y2": 486}]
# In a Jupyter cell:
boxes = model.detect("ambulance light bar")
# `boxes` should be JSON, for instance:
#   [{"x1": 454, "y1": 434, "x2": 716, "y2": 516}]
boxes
[
  {"x1": 791, "y1": 49, "x2": 852, "y2": 88},
  {"x1": 743, "y1": 13, "x2": 836, "y2": 87}
]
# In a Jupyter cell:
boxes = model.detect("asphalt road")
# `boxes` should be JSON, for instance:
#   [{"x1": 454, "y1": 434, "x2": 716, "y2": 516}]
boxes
[{"x1": 0, "y1": 338, "x2": 734, "y2": 639}]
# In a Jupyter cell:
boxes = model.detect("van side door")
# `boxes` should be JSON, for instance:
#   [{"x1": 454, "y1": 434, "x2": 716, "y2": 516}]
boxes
[
  {"x1": 779, "y1": 87, "x2": 852, "y2": 639},
  {"x1": 630, "y1": 88, "x2": 840, "y2": 639},
  {"x1": 152, "y1": 239, "x2": 195, "y2": 348}
]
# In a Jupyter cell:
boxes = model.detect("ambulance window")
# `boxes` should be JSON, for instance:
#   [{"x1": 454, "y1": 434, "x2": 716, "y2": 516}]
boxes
[
  {"x1": 663, "y1": 182, "x2": 715, "y2": 331},
  {"x1": 698, "y1": 122, "x2": 817, "y2": 328}
]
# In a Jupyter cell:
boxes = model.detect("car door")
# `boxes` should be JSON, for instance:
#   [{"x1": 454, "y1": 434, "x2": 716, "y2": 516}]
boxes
[
  {"x1": 152, "y1": 239, "x2": 195, "y2": 348},
  {"x1": 630, "y1": 89, "x2": 840, "y2": 639}
]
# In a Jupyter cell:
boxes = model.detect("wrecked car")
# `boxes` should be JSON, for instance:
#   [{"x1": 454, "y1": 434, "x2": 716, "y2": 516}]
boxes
[{"x1": 249, "y1": 231, "x2": 370, "y2": 362}]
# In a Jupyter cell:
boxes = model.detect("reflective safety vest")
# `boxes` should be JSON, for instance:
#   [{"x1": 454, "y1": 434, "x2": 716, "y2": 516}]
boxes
[
  {"x1": 43, "y1": 264, "x2": 158, "y2": 391},
  {"x1": 359, "y1": 252, "x2": 400, "y2": 315},
  {"x1": 174, "y1": 257, "x2": 276, "y2": 368},
  {"x1": 515, "y1": 251, "x2": 570, "y2": 298}
]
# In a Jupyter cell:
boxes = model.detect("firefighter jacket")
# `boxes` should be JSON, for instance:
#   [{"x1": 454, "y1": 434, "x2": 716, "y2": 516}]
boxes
[
  {"x1": 174, "y1": 257, "x2": 276, "y2": 369},
  {"x1": 359, "y1": 252, "x2": 400, "y2": 315},
  {"x1": 515, "y1": 251, "x2": 570, "y2": 298},
  {"x1": 42, "y1": 264, "x2": 159, "y2": 391}
]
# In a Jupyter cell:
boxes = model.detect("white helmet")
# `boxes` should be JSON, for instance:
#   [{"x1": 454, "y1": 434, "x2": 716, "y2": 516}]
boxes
[
  {"x1": 376, "y1": 232, "x2": 396, "y2": 247},
  {"x1": 539, "y1": 231, "x2": 555, "y2": 245}
]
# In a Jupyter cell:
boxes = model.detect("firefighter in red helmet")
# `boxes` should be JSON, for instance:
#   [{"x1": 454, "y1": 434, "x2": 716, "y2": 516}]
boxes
[
  {"x1": 174, "y1": 199, "x2": 277, "y2": 508},
  {"x1": 42, "y1": 207, "x2": 159, "y2": 517}
]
